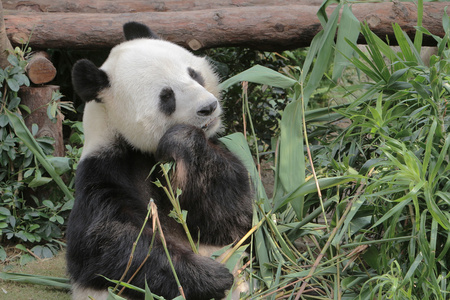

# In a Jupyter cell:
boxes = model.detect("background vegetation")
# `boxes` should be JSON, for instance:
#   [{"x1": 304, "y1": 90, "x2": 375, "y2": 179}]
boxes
[
  {"x1": 1, "y1": 0, "x2": 449, "y2": 299},
  {"x1": 220, "y1": 2, "x2": 450, "y2": 298}
]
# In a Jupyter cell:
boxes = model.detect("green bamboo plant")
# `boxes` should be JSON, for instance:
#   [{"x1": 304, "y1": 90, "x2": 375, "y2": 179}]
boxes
[{"x1": 217, "y1": 1, "x2": 450, "y2": 299}]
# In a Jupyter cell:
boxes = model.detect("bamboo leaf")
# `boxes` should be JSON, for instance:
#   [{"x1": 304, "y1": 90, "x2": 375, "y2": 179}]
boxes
[
  {"x1": 410, "y1": 80, "x2": 431, "y2": 100},
  {"x1": 274, "y1": 176, "x2": 356, "y2": 212},
  {"x1": 301, "y1": 31, "x2": 323, "y2": 84},
  {"x1": 278, "y1": 99, "x2": 304, "y2": 218},
  {"x1": 436, "y1": 220, "x2": 450, "y2": 261},
  {"x1": 413, "y1": 0, "x2": 424, "y2": 52},
  {"x1": 393, "y1": 23, "x2": 423, "y2": 65},
  {"x1": 145, "y1": 280, "x2": 155, "y2": 300},
  {"x1": 253, "y1": 207, "x2": 272, "y2": 288},
  {"x1": 361, "y1": 28, "x2": 397, "y2": 64},
  {"x1": 102, "y1": 277, "x2": 145, "y2": 293},
  {"x1": 345, "y1": 42, "x2": 383, "y2": 82},
  {"x1": 401, "y1": 252, "x2": 423, "y2": 287},
  {"x1": 387, "y1": 68, "x2": 409, "y2": 87},
  {"x1": 370, "y1": 198, "x2": 412, "y2": 229},
  {"x1": 220, "y1": 133, "x2": 269, "y2": 206},
  {"x1": 265, "y1": 215, "x2": 296, "y2": 261},
  {"x1": 331, "y1": 195, "x2": 367, "y2": 246},
  {"x1": 425, "y1": 191, "x2": 450, "y2": 230},
  {"x1": 429, "y1": 134, "x2": 450, "y2": 183},
  {"x1": 360, "y1": 23, "x2": 389, "y2": 81},
  {"x1": 443, "y1": 7, "x2": 450, "y2": 33},
  {"x1": 303, "y1": 4, "x2": 340, "y2": 104},
  {"x1": 223, "y1": 244, "x2": 248, "y2": 272},
  {"x1": 316, "y1": 0, "x2": 337, "y2": 26},
  {"x1": 0, "y1": 272, "x2": 71, "y2": 289},
  {"x1": 219, "y1": 65, "x2": 296, "y2": 91},
  {"x1": 220, "y1": 133, "x2": 272, "y2": 286},
  {"x1": 422, "y1": 119, "x2": 437, "y2": 176},
  {"x1": 332, "y1": 4, "x2": 360, "y2": 82},
  {"x1": 107, "y1": 288, "x2": 128, "y2": 300}
]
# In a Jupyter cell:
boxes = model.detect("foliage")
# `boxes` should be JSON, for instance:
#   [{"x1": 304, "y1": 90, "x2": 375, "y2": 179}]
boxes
[
  {"x1": 206, "y1": 47, "x2": 308, "y2": 151},
  {"x1": 0, "y1": 47, "x2": 77, "y2": 264},
  {"x1": 212, "y1": 1, "x2": 449, "y2": 299},
  {"x1": 330, "y1": 19, "x2": 450, "y2": 298}
]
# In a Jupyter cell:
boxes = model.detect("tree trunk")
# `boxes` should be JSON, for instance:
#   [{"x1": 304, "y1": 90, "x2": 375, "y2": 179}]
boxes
[
  {"x1": 0, "y1": 2, "x2": 13, "y2": 68},
  {"x1": 2, "y1": 0, "x2": 324, "y2": 13},
  {"x1": 3, "y1": 2, "x2": 447, "y2": 51},
  {"x1": 19, "y1": 85, "x2": 64, "y2": 157}
]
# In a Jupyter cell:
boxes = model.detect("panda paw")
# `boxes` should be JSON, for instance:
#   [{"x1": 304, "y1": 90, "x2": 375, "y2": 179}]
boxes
[
  {"x1": 156, "y1": 124, "x2": 207, "y2": 162},
  {"x1": 183, "y1": 256, "x2": 234, "y2": 300}
]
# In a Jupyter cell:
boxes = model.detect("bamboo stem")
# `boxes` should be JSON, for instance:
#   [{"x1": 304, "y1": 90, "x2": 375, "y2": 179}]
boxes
[
  {"x1": 152, "y1": 200, "x2": 186, "y2": 299},
  {"x1": 159, "y1": 163, "x2": 198, "y2": 254},
  {"x1": 114, "y1": 200, "x2": 153, "y2": 294}
]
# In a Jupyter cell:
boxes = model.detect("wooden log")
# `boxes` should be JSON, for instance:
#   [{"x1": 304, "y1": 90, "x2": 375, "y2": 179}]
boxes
[
  {"x1": 19, "y1": 85, "x2": 64, "y2": 157},
  {"x1": 0, "y1": 1, "x2": 14, "y2": 68},
  {"x1": 3, "y1": 2, "x2": 448, "y2": 51},
  {"x1": 2, "y1": 0, "x2": 324, "y2": 13},
  {"x1": 25, "y1": 51, "x2": 57, "y2": 84}
]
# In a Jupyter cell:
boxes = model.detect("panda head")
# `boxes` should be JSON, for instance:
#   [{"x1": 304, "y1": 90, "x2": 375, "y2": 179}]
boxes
[{"x1": 72, "y1": 22, "x2": 222, "y2": 157}]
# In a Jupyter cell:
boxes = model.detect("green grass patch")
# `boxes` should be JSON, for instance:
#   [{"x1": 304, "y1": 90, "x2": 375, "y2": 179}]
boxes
[{"x1": 1, "y1": 251, "x2": 70, "y2": 300}]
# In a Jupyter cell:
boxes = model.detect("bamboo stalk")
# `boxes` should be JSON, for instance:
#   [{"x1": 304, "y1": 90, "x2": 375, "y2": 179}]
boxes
[
  {"x1": 159, "y1": 163, "x2": 198, "y2": 254},
  {"x1": 114, "y1": 200, "x2": 153, "y2": 294}
]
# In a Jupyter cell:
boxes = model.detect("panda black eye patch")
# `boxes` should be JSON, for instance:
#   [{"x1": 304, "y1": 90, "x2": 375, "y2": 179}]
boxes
[
  {"x1": 159, "y1": 87, "x2": 176, "y2": 116},
  {"x1": 188, "y1": 67, "x2": 205, "y2": 86}
]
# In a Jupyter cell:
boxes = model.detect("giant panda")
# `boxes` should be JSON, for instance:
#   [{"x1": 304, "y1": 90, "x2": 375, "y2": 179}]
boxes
[{"x1": 66, "y1": 22, "x2": 253, "y2": 300}]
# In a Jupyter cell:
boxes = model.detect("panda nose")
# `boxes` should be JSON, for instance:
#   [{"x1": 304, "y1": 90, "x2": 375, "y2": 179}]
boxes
[{"x1": 197, "y1": 100, "x2": 218, "y2": 116}]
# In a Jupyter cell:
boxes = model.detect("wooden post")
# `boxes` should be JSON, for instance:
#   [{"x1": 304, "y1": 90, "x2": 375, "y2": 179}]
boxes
[
  {"x1": 19, "y1": 85, "x2": 65, "y2": 157},
  {"x1": 0, "y1": 2, "x2": 13, "y2": 68},
  {"x1": 25, "y1": 51, "x2": 57, "y2": 84}
]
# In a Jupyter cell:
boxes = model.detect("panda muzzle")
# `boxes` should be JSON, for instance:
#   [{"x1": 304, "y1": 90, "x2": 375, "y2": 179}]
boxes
[{"x1": 201, "y1": 117, "x2": 218, "y2": 131}]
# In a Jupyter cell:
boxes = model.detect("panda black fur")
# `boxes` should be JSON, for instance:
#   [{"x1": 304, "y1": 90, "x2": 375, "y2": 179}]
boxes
[{"x1": 66, "y1": 22, "x2": 253, "y2": 300}]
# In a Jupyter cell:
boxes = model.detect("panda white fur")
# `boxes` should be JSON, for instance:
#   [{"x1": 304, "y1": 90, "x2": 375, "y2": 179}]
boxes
[{"x1": 66, "y1": 22, "x2": 253, "y2": 300}]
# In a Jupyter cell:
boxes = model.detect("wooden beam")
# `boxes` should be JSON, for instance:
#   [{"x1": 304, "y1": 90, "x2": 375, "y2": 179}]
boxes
[
  {"x1": 3, "y1": 0, "x2": 324, "y2": 13},
  {"x1": 3, "y1": 2, "x2": 447, "y2": 51}
]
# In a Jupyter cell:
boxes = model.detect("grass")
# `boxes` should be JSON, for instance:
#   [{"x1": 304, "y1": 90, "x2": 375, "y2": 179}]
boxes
[{"x1": 0, "y1": 251, "x2": 70, "y2": 300}]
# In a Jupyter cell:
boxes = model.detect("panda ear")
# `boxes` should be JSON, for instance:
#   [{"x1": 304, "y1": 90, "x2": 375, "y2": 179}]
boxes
[
  {"x1": 123, "y1": 22, "x2": 159, "y2": 40},
  {"x1": 72, "y1": 59, "x2": 110, "y2": 102}
]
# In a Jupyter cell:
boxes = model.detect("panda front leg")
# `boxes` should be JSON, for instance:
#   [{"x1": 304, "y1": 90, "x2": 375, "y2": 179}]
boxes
[
  {"x1": 156, "y1": 124, "x2": 253, "y2": 299},
  {"x1": 156, "y1": 124, "x2": 253, "y2": 246}
]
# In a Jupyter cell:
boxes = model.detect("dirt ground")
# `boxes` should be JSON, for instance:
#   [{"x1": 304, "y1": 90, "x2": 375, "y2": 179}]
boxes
[{"x1": 259, "y1": 159, "x2": 275, "y2": 198}]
